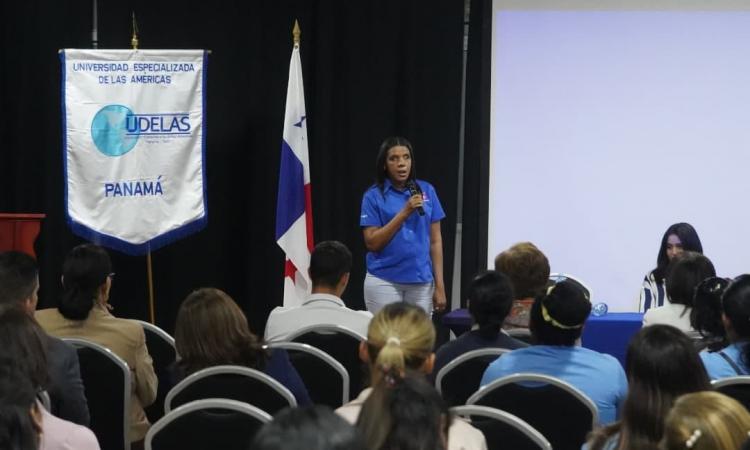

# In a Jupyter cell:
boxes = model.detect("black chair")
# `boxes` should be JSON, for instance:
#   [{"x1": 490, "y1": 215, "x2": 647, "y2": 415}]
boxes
[
  {"x1": 506, "y1": 328, "x2": 533, "y2": 344},
  {"x1": 164, "y1": 365, "x2": 296, "y2": 415},
  {"x1": 435, "y1": 348, "x2": 509, "y2": 406},
  {"x1": 451, "y1": 405, "x2": 552, "y2": 450},
  {"x1": 266, "y1": 342, "x2": 350, "y2": 407},
  {"x1": 712, "y1": 376, "x2": 750, "y2": 412},
  {"x1": 64, "y1": 338, "x2": 131, "y2": 450},
  {"x1": 145, "y1": 398, "x2": 271, "y2": 450},
  {"x1": 287, "y1": 324, "x2": 366, "y2": 399},
  {"x1": 135, "y1": 320, "x2": 177, "y2": 423},
  {"x1": 467, "y1": 373, "x2": 598, "y2": 450}
]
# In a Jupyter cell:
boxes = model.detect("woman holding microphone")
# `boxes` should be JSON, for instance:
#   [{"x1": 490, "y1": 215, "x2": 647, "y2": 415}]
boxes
[{"x1": 360, "y1": 136, "x2": 447, "y2": 315}]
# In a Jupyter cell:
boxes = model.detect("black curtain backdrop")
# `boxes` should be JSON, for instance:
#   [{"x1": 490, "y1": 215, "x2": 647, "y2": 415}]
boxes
[
  {"x1": 460, "y1": 0, "x2": 492, "y2": 307},
  {"x1": 1, "y1": 0, "x2": 466, "y2": 335}
]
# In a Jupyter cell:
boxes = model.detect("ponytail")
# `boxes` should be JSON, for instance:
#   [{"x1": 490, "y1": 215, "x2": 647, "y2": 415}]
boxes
[{"x1": 59, "y1": 244, "x2": 112, "y2": 321}]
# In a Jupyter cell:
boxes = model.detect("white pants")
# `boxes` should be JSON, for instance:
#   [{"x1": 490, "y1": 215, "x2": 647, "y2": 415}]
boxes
[{"x1": 364, "y1": 273, "x2": 434, "y2": 315}]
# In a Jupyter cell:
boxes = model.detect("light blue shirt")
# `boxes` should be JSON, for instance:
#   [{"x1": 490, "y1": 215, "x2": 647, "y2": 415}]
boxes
[
  {"x1": 481, "y1": 345, "x2": 628, "y2": 424},
  {"x1": 360, "y1": 179, "x2": 445, "y2": 283},
  {"x1": 700, "y1": 342, "x2": 750, "y2": 380}
]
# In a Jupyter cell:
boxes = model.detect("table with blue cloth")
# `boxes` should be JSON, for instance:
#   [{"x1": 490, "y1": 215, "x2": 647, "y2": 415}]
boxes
[{"x1": 442, "y1": 309, "x2": 644, "y2": 367}]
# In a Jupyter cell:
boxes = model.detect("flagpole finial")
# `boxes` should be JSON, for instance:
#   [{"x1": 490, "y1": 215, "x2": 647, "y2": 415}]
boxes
[
  {"x1": 131, "y1": 11, "x2": 140, "y2": 50},
  {"x1": 293, "y1": 20, "x2": 301, "y2": 47}
]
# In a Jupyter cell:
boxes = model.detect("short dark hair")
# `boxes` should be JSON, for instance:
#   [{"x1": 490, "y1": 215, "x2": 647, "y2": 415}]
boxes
[
  {"x1": 309, "y1": 241, "x2": 352, "y2": 288},
  {"x1": 529, "y1": 280, "x2": 591, "y2": 346},
  {"x1": 0, "y1": 251, "x2": 38, "y2": 306},
  {"x1": 665, "y1": 252, "x2": 715, "y2": 307},
  {"x1": 251, "y1": 405, "x2": 365, "y2": 450},
  {"x1": 59, "y1": 244, "x2": 112, "y2": 320},
  {"x1": 374, "y1": 136, "x2": 416, "y2": 192},
  {"x1": 467, "y1": 271, "x2": 515, "y2": 339},
  {"x1": 0, "y1": 308, "x2": 48, "y2": 390},
  {"x1": 494, "y1": 242, "x2": 550, "y2": 299},
  {"x1": 653, "y1": 223, "x2": 703, "y2": 281}
]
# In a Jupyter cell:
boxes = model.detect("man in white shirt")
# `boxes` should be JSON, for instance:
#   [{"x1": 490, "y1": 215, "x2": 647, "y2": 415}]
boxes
[{"x1": 264, "y1": 241, "x2": 372, "y2": 342}]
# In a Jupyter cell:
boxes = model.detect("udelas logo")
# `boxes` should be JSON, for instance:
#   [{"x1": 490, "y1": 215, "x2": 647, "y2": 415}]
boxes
[{"x1": 90, "y1": 104, "x2": 191, "y2": 157}]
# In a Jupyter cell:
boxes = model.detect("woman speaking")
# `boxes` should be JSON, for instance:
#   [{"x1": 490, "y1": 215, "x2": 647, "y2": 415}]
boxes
[{"x1": 360, "y1": 136, "x2": 446, "y2": 315}]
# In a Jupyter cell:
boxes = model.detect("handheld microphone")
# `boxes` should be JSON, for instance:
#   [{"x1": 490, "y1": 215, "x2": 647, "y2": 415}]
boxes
[{"x1": 406, "y1": 180, "x2": 425, "y2": 216}]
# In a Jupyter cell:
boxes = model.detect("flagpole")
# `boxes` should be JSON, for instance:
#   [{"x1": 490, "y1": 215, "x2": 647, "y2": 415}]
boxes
[{"x1": 129, "y1": 13, "x2": 156, "y2": 324}]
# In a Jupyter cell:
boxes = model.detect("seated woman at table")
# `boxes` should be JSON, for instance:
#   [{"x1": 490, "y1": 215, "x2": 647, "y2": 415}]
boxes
[
  {"x1": 172, "y1": 288, "x2": 311, "y2": 405},
  {"x1": 584, "y1": 325, "x2": 711, "y2": 450},
  {"x1": 494, "y1": 242, "x2": 550, "y2": 329},
  {"x1": 642, "y1": 252, "x2": 715, "y2": 334},
  {"x1": 433, "y1": 270, "x2": 527, "y2": 377},
  {"x1": 639, "y1": 223, "x2": 703, "y2": 312},
  {"x1": 480, "y1": 280, "x2": 627, "y2": 424},
  {"x1": 700, "y1": 275, "x2": 750, "y2": 379}
]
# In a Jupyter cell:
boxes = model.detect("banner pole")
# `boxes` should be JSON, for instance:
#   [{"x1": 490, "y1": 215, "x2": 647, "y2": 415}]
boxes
[{"x1": 147, "y1": 250, "x2": 155, "y2": 324}]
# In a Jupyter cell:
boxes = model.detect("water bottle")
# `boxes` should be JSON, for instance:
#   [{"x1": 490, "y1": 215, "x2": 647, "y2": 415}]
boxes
[{"x1": 591, "y1": 302, "x2": 608, "y2": 317}]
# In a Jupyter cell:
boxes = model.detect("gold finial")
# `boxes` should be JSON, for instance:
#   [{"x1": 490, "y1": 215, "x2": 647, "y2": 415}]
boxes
[
  {"x1": 131, "y1": 12, "x2": 139, "y2": 50},
  {"x1": 293, "y1": 20, "x2": 301, "y2": 47}
]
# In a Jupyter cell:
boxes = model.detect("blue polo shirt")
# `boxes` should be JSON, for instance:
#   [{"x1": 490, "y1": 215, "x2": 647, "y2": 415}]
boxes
[
  {"x1": 480, "y1": 345, "x2": 628, "y2": 424},
  {"x1": 360, "y1": 179, "x2": 445, "y2": 284},
  {"x1": 700, "y1": 342, "x2": 750, "y2": 380}
]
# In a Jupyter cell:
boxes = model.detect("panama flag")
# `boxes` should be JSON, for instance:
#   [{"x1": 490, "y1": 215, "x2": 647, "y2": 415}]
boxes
[{"x1": 275, "y1": 42, "x2": 314, "y2": 307}]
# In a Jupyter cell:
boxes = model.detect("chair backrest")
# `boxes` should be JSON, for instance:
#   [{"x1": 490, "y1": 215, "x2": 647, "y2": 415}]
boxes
[
  {"x1": 266, "y1": 342, "x2": 350, "y2": 407},
  {"x1": 549, "y1": 273, "x2": 592, "y2": 301},
  {"x1": 145, "y1": 398, "x2": 271, "y2": 450},
  {"x1": 435, "y1": 348, "x2": 509, "y2": 406},
  {"x1": 287, "y1": 324, "x2": 366, "y2": 399},
  {"x1": 135, "y1": 320, "x2": 177, "y2": 423},
  {"x1": 164, "y1": 365, "x2": 296, "y2": 415},
  {"x1": 63, "y1": 338, "x2": 131, "y2": 450},
  {"x1": 451, "y1": 405, "x2": 552, "y2": 450},
  {"x1": 467, "y1": 373, "x2": 598, "y2": 450},
  {"x1": 712, "y1": 376, "x2": 750, "y2": 412}
]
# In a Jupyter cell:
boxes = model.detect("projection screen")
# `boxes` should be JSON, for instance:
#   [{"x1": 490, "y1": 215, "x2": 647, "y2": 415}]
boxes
[{"x1": 488, "y1": 0, "x2": 750, "y2": 310}]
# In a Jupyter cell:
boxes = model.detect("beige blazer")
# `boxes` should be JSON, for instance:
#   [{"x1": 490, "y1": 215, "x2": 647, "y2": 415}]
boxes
[{"x1": 36, "y1": 305, "x2": 158, "y2": 442}]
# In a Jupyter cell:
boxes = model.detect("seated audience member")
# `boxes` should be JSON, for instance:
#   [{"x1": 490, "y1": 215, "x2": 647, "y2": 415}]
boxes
[
  {"x1": 639, "y1": 222, "x2": 703, "y2": 312},
  {"x1": 358, "y1": 374, "x2": 450, "y2": 450},
  {"x1": 336, "y1": 303, "x2": 487, "y2": 450},
  {"x1": 250, "y1": 405, "x2": 365, "y2": 450},
  {"x1": 433, "y1": 270, "x2": 527, "y2": 376},
  {"x1": 691, "y1": 277, "x2": 731, "y2": 352},
  {"x1": 480, "y1": 280, "x2": 627, "y2": 424},
  {"x1": 0, "y1": 251, "x2": 89, "y2": 426},
  {"x1": 35, "y1": 244, "x2": 157, "y2": 445},
  {"x1": 494, "y1": 242, "x2": 550, "y2": 329},
  {"x1": 584, "y1": 325, "x2": 711, "y2": 450},
  {"x1": 0, "y1": 309, "x2": 100, "y2": 450},
  {"x1": 642, "y1": 252, "x2": 715, "y2": 333},
  {"x1": 700, "y1": 274, "x2": 750, "y2": 379},
  {"x1": 173, "y1": 287, "x2": 312, "y2": 405},
  {"x1": 660, "y1": 391, "x2": 750, "y2": 450},
  {"x1": 264, "y1": 241, "x2": 372, "y2": 342}
]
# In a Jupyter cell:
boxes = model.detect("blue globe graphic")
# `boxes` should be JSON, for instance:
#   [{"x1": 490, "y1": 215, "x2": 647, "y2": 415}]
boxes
[{"x1": 91, "y1": 105, "x2": 139, "y2": 157}]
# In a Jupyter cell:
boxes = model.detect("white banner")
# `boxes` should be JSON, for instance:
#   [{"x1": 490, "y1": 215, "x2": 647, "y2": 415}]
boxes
[{"x1": 62, "y1": 49, "x2": 207, "y2": 255}]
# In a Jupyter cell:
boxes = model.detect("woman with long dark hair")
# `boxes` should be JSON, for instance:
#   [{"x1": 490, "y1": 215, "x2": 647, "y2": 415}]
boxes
[
  {"x1": 173, "y1": 288, "x2": 311, "y2": 405},
  {"x1": 360, "y1": 136, "x2": 446, "y2": 315},
  {"x1": 585, "y1": 325, "x2": 711, "y2": 450},
  {"x1": 639, "y1": 223, "x2": 703, "y2": 312},
  {"x1": 35, "y1": 244, "x2": 156, "y2": 446}
]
